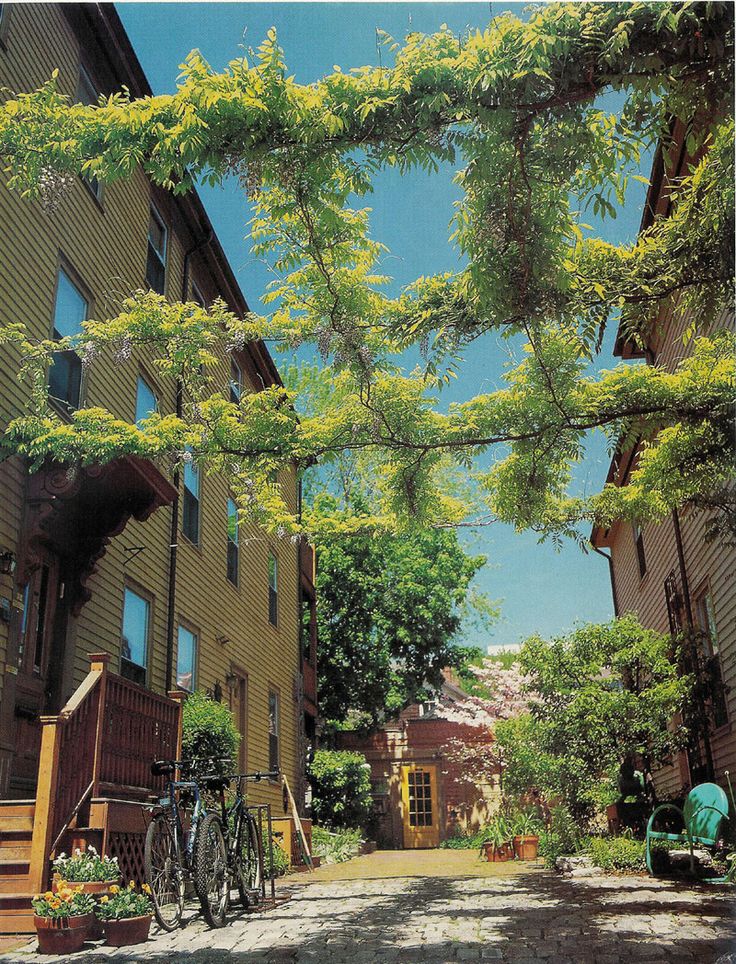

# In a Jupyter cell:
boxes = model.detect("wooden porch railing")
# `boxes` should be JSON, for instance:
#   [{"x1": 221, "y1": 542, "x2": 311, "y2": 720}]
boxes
[{"x1": 27, "y1": 654, "x2": 184, "y2": 892}]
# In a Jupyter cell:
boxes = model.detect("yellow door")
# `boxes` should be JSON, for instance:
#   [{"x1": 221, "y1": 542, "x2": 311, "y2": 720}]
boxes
[{"x1": 400, "y1": 764, "x2": 439, "y2": 848}]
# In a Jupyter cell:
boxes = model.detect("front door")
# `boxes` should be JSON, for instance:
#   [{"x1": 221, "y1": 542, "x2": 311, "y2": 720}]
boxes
[
  {"x1": 401, "y1": 764, "x2": 439, "y2": 848},
  {"x1": 10, "y1": 548, "x2": 63, "y2": 794}
]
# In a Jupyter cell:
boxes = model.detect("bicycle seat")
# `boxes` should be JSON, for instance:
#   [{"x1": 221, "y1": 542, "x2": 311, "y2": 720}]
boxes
[
  {"x1": 202, "y1": 775, "x2": 230, "y2": 792},
  {"x1": 151, "y1": 760, "x2": 176, "y2": 777}
]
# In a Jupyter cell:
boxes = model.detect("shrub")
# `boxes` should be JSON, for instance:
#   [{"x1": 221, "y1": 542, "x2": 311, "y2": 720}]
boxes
[
  {"x1": 538, "y1": 805, "x2": 589, "y2": 869},
  {"x1": 308, "y1": 750, "x2": 372, "y2": 829},
  {"x1": 181, "y1": 691, "x2": 240, "y2": 776},
  {"x1": 263, "y1": 830, "x2": 290, "y2": 878},
  {"x1": 589, "y1": 834, "x2": 646, "y2": 872},
  {"x1": 312, "y1": 826, "x2": 363, "y2": 864}
]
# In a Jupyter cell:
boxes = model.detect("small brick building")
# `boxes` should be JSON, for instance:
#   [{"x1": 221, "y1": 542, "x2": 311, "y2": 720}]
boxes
[{"x1": 338, "y1": 677, "x2": 500, "y2": 849}]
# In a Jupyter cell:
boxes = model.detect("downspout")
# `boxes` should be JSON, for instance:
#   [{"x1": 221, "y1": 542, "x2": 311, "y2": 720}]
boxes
[
  {"x1": 591, "y1": 544, "x2": 619, "y2": 617},
  {"x1": 672, "y1": 506, "x2": 715, "y2": 781},
  {"x1": 164, "y1": 229, "x2": 214, "y2": 691}
]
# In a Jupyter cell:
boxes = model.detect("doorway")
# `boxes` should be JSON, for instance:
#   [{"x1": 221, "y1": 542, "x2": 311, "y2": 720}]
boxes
[
  {"x1": 400, "y1": 764, "x2": 439, "y2": 848},
  {"x1": 10, "y1": 547, "x2": 65, "y2": 795}
]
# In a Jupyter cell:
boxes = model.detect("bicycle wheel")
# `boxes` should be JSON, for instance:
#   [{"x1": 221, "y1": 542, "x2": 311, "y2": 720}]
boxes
[
  {"x1": 194, "y1": 811, "x2": 231, "y2": 927},
  {"x1": 235, "y1": 814, "x2": 262, "y2": 907},
  {"x1": 144, "y1": 812, "x2": 184, "y2": 931}
]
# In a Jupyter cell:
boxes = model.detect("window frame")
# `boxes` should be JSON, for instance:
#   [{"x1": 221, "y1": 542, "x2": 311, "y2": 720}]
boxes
[
  {"x1": 693, "y1": 581, "x2": 728, "y2": 730},
  {"x1": 175, "y1": 621, "x2": 199, "y2": 693},
  {"x1": 632, "y1": 522, "x2": 647, "y2": 579},
  {"x1": 146, "y1": 202, "x2": 168, "y2": 295},
  {"x1": 135, "y1": 371, "x2": 159, "y2": 424},
  {"x1": 229, "y1": 357, "x2": 244, "y2": 405},
  {"x1": 268, "y1": 552, "x2": 278, "y2": 627},
  {"x1": 48, "y1": 260, "x2": 91, "y2": 416},
  {"x1": 190, "y1": 281, "x2": 206, "y2": 308},
  {"x1": 120, "y1": 583, "x2": 152, "y2": 687},
  {"x1": 181, "y1": 448, "x2": 201, "y2": 546},
  {"x1": 76, "y1": 65, "x2": 104, "y2": 205},
  {"x1": 268, "y1": 687, "x2": 280, "y2": 773},
  {"x1": 226, "y1": 496, "x2": 240, "y2": 586}
]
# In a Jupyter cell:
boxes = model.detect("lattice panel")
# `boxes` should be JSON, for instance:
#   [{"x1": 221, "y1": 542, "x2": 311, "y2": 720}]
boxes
[{"x1": 107, "y1": 831, "x2": 146, "y2": 886}]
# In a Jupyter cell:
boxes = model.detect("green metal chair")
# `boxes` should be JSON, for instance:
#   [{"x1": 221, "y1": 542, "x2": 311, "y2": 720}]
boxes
[{"x1": 646, "y1": 782, "x2": 729, "y2": 879}]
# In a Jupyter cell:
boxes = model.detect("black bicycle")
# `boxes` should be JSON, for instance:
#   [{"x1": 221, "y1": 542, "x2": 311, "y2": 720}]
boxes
[
  {"x1": 143, "y1": 758, "x2": 230, "y2": 931},
  {"x1": 197, "y1": 769, "x2": 279, "y2": 927}
]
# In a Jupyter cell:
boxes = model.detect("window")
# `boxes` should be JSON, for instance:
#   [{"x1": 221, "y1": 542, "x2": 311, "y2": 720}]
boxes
[
  {"x1": 176, "y1": 625, "x2": 197, "y2": 692},
  {"x1": 182, "y1": 450, "x2": 200, "y2": 544},
  {"x1": 695, "y1": 587, "x2": 728, "y2": 728},
  {"x1": 229, "y1": 358, "x2": 243, "y2": 404},
  {"x1": 146, "y1": 204, "x2": 167, "y2": 294},
  {"x1": 226, "y1": 497, "x2": 239, "y2": 585},
  {"x1": 268, "y1": 553, "x2": 278, "y2": 626},
  {"x1": 121, "y1": 587, "x2": 149, "y2": 686},
  {"x1": 76, "y1": 67, "x2": 102, "y2": 202},
  {"x1": 664, "y1": 571, "x2": 683, "y2": 635},
  {"x1": 300, "y1": 594, "x2": 313, "y2": 663},
  {"x1": 633, "y1": 523, "x2": 646, "y2": 578},
  {"x1": 135, "y1": 375, "x2": 158, "y2": 424},
  {"x1": 49, "y1": 268, "x2": 88, "y2": 411},
  {"x1": 190, "y1": 282, "x2": 206, "y2": 308},
  {"x1": 0, "y1": 4, "x2": 11, "y2": 46},
  {"x1": 268, "y1": 690, "x2": 280, "y2": 771}
]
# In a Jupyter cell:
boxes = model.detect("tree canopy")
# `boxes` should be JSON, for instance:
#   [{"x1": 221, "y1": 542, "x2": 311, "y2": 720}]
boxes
[
  {"x1": 0, "y1": 2, "x2": 733, "y2": 542},
  {"x1": 313, "y1": 489, "x2": 491, "y2": 726}
]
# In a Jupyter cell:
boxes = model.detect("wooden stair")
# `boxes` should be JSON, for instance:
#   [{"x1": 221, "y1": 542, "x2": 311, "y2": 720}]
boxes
[{"x1": 0, "y1": 801, "x2": 36, "y2": 933}]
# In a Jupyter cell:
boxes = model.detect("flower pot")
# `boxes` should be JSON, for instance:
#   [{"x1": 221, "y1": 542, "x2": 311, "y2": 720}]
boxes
[
  {"x1": 103, "y1": 913, "x2": 152, "y2": 947},
  {"x1": 481, "y1": 841, "x2": 514, "y2": 862},
  {"x1": 53, "y1": 876, "x2": 119, "y2": 937},
  {"x1": 34, "y1": 913, "x2": 94, "y2": 955},
  {"x1": 513, "y1": 834, "x2": 540, "y2": 861},
  {"x1": 53, "y1": 876, "x2": 120, "y2": 896}
]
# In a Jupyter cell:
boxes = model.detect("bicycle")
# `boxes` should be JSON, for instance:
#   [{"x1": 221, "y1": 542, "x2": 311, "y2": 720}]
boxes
[
  {"x1": 143, "y1": 757, "x2": 230, "y2": 932},
  {"x1": 197, "y1": 769, "x2": 280, "y2": 927}
]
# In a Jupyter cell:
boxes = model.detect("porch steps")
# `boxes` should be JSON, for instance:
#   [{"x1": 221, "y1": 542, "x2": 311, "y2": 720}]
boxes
[{"x1": 0, "y1": 802, "x2": 36, "y2": 933}]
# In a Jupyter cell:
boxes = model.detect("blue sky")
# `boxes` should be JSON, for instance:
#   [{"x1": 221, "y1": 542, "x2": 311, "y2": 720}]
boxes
[{"x1": 117, "y1": 2, "x2": 651, "y2": 649}]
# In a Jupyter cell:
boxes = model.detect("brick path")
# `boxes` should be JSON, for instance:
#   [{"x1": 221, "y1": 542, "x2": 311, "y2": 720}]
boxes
[{"x1": 2, "y1": 851, "x2": 735, "y2": 963}]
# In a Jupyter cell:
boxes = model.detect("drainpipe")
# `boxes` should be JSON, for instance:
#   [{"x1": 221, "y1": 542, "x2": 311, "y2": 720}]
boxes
[
  {"x1": 591, "y1": 544, "x2": 619, "y2": 617},
  {"x1": 672, "y1": 506, "x2": 715, "y2": 781},
  {"x1": 164, "y1": 229, "x2": 213, "y2": 691}
]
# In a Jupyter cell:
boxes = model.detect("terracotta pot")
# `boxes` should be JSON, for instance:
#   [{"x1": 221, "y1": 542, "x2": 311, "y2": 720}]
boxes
[
  {"x1": 34, "y1": 913, "x2": 94, "y2": 955},
  {"x1": 53, "y1": 876, "x2": 120, "y2": 895},
  {"x1": 53, "y1": 877, "x2": 119, "y2": 938},
  {"x1": 481, "y1": 841, "x2": 514, "y2": 862},
  {"x1": 513, "y1": 834, "x2": 540, "y2": 861},
  {"x1": 103, "y1": 913, "x2": 152, "y2": 947}
]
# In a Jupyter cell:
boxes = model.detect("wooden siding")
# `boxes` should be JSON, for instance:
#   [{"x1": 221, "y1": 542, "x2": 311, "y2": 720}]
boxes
[
  {"x1": 0, "y1": 4, "x2": 302, "y2": 812},
  {"x1": 605, "y1": 297, "x2": 736, "y2": 797}
]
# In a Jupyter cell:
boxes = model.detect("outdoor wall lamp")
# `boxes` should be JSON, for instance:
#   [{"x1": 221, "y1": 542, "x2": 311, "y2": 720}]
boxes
[
  {"x1": 0, "y1": 549, "x2": 16, "y2": 575},
  {"x1": 224, "y1": 671, "x2": 238, "y2": 691}
]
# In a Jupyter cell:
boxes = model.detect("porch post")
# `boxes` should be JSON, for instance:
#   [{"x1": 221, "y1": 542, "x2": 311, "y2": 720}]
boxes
[
  {"x1": 28, "y1": 716, "x2": 63, "y2": 893},
  {"x1": 89, "y1": 653, "x2": 110, "y2": 798},
  {"x1": 168, "y1": 689, "x2": 187, "y2": 765}
]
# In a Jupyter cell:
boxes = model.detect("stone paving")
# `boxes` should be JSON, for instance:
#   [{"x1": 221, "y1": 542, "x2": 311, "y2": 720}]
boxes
[{"x1": 2, "y1": 851, "x2": 735, "y2": 963}]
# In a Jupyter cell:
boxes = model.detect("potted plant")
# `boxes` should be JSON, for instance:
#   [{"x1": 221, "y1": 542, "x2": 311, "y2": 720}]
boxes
[
  {"x1": 512, "y1": 810, "x2": 543, "y2": 861},
  {"x1": 32, "y1": 886, "x2": 95, "y2": 955},
  {"x1": 52, "y1": 846, "x2": 120, "y2": 937},
  {"x1": 95, "y1": 881, "x2": 153, "y2": 947},
  {"x1": 480, "y1": 815, "x2": 514, "y2": 862}
]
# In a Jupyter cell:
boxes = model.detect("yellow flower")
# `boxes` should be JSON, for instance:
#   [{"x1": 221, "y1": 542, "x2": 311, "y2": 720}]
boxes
[
  {"x1": 44, "y1": 891, "x2": 53, "y2": 900},
  {"x1": 99, "y1": 896, "x2": 109, "y2": 904},
  {"x1": 141, "y1": 883, "x2": 151, "y2": 895},
  {"x1": 128, "y1": 880, "x2": 135, "y2": 889},
  {"x1": 109, "y1": 885, "x2": 119, "y2": 894}
]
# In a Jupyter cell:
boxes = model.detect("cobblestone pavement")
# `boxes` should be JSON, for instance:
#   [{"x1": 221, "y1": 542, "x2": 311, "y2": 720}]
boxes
[{"x1": 2, "y1": 852, "x2": 735, "y2": 964}]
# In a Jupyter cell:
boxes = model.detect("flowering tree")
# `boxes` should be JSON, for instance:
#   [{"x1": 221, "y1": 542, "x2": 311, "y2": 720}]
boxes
[
  {"x1": 437, "y1": 660, "x2": 532, "y2": 791},
  {"x1": 0, "y1": 3, "x2": 733, "y2": 542}
]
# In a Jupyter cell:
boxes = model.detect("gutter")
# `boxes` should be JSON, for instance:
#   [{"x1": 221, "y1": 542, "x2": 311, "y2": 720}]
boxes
[{"x1": 591, "y1": 544, "x2": 619, "y2": 618}]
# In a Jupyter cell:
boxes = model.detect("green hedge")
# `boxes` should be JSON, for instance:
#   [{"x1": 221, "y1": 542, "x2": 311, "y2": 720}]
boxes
[
  {"x1": 589, "y1": 835, "x2": 646, "y2": 871},
  {"x1": 182, "y1": 691, "x2": 240, "y2": 775},
  {"x1": 308, "y1": 750, "x2": 372, "y2": 830}
]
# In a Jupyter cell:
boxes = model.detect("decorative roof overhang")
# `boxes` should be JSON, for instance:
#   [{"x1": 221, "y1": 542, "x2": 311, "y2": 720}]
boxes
[{"x1": 20, "y1": 456, "x2": 177, "y2": 614}]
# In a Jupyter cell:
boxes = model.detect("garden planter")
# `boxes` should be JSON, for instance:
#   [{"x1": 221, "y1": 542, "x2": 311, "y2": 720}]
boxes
[
  {"x1": 34, "y1": 913, "x2": 94, "y2": 955},
  {"x1": 513, "y1": 834, "x2": 540, "y2": 861},
  {"x1": 481, "y1": 841, "x2": 514, "y2": 862},
  {"x1": 53, "y1": 877, "x2": 119, "y2": 937},
  {"x1": 103, "y1": 913, "x2": 152, "y2": 947}
]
